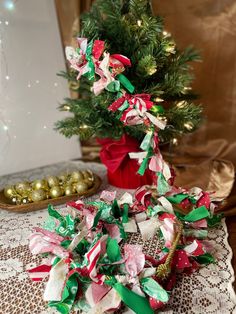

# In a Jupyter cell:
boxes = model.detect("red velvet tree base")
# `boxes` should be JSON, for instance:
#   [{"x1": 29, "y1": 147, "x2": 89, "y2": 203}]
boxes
[{"x1": 97, "y1": 134, "x2": 154, "y2": 189}]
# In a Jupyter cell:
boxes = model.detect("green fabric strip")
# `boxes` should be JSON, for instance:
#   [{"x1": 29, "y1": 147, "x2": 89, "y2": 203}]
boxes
[{"x1": 117, "y1": 74, "x2": 135, "y2": 93}]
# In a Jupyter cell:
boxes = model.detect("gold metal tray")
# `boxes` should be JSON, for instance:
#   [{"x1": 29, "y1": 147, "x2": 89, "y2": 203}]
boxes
[{"x1": 0, "y1": 174, "x2": 102, "y2": 213}]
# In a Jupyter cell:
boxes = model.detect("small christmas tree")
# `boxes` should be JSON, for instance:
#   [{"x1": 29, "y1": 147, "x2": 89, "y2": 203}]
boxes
[{"x1": 56, "y1": 0, "x2": 202, "y2": 144}]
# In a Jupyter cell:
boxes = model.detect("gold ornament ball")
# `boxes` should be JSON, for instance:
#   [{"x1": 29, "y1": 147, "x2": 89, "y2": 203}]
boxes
[
  {"x1": 83, "y1": 179, "x2": 93, "y2": 188},
  {"x1": 58, "y1": 173, "x2": 67, "y2": 183},
  {"x1": 49, "y1": 186, "x2": 63, "y2": 198},
  {"x1": 31, "y1": 189, "x2": 47, "y2": 202},
  {"x1": 11, "y1": 196, "x2": 22, "y2": 205},
  {"x1": 32, "y1": 179, "x2": 48, "y2": 190},
  {"x1": 75, "y1": 182, "x2": 89, "y2": 194},
  {"x1": 15, "y1": 181, "x2": 31, "y2": 194},
  {"x1": 70, "y1": 171, "x2": 83, "y2": 183},
  {"x1": 4, "y1": 186, "x2": 15, "y2": 198},
  {"x1": 64, "y1": 185, "x2": 74, "y2": 196},
  {"x1": 82, "y1": 170, "x2": 93, "y2": 180},
  {"x1": 22, "y1": 197, "x2": 29, "y2": 204},
  {"x1": 47, "y1": 176, "x2": 59, "y2": 187}
]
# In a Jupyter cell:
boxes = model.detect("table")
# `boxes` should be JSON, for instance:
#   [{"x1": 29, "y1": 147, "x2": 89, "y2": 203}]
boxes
[{"x1": 0, "y1": 161, "x2": 236, "y2": 314}]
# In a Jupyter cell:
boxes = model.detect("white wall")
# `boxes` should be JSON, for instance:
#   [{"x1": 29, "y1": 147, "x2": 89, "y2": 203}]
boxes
[{"x1": 0, "y1": 0, "x2": 81, "y2": 176}]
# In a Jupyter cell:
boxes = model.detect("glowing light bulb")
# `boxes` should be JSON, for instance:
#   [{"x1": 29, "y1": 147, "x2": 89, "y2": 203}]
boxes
[
  {"x1": 5, "y1": 21, "x2": 9, "y2": 25},
  {"x1": 63, "y1": 105, "x2": 70, "y2": 111},
  {"x1": 27, "y1": 83, "x2": 31, "y2": 88},
  {"x1": 154, "y1": 97, "x2": 164, "y2": 102},
  {"x1": 5, "y1": 75, "x2": 10, "y2": 80},
  {"x1": 43, "y1": 125, "x2": 47, "y2": 129},
  {"x1": 176, "y1": 101, "x2": 185, "y2": 108},
  {"x1": 54, "y1": 82, "x2": 58, "y2": 87},
  {"x1": 148, "y1": 67, "x2": 157, "y2": 75},
  {"x1": 3, "y1": 125, "x2": 8, "y2": 131},
  {"x1": 172, "y1": 138, "x2": 178, "y2": 145},
  {"x1": 80, "y1": 124, "x2": 89, "y2": 129},
  {"x1": 184, "y1": 122, "x2": 193, "y2": 131},
  {"x1": 36, "y1": 80, "x2": 40, "y2": 84},
  {"x1": 137, "y1": 20, "x2": 142, "y2": 27}
]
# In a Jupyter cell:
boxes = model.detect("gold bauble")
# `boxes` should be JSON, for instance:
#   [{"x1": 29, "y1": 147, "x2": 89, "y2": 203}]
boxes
[
  {"x1": 83, "y1": 179, "x2": 93, "y2": 188},
  {"x1": 22, "y1": 197, "x2": 30, "y2": 204},
  {"x1": 58, "y1": 173, "x2": 67, "y2": 184},
  {"x1": 70, "y1": 171, "x2": 83, "y2": 183},
  {"x1": 32, "y1": 179, "x2": 48, "y2": 190},
  {"x1": 15, "y1": 181, "x2": 31, "y2": 194},
  {"x1": 75, "y1": 182, "x2": 89, "y2": 194},
  {"x1": 64, "y1": 185, "x2": 74, "y2": 196},
  {"x1": 82, "y1": 170, "x2": 93, "y2": 180},
  {"x1": 47, "y1": 176, "x2": 59, "y2": 187},
  {"x1": 71, "y1": 183, "x2": 78, "y2": 193},
  {"x1": 49, "y1": 186, "x2": 63, "y2": 199},
  {"x1": 31, "y1": 189, "x2": 47, "y2": 202},
  {"x1": 11, "y1": 196, "x2": 22, "y2": 205},
  {"x1": 4, "y1": 186, "x2": 15, "y2": 198}
]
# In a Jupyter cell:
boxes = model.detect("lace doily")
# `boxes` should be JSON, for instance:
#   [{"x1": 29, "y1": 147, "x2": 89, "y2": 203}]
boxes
[{"x1": 0, "y1": 161, "x2": 236, "y2": 314}]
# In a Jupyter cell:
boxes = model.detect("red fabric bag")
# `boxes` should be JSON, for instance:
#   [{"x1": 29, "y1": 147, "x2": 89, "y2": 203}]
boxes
[{"x1": 97, "y1": 134, "x2": 154, "y2": 189}]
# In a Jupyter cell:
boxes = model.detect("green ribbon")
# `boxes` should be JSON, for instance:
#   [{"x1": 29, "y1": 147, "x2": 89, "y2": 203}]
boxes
[
  {"x1": 117, "y1": 74, "x2": 135, "y2": 93},
  {"x1": 140, "y1": 277, "x2": 169, "y2": 303},
  {"x1": 106, "y1": 237, "x2": 121, "y2": 262},
  {"x1": 106, "y1": 80, "x2": 121, "y2": 93},
  {"x1": 111, "y1": 199, "x2": 121, "y2": 218},
  {"x1": 183, "y1": 229, "x2": 208, "y2": 239},
  {"x1": 105, "y1": 278, "x2": 154, "y2": 314},
  {"x1": 183, "y1": 206, "x2": 210, "y2": 222},
  {"x1": 92, "y1": 209, "x2": 103, "y2": 229},
  {"x1": 193, "y1": 253, "x2": 215, "y2": 265},
  {"x1": 140, "y1": 131, "x2": 153, "y2": 151},
  {"x1": 157, "y1": 172, "x2": 170, "y2": 195},
  {"x1": 167, "y1": 194, "x2": 189, "y2": 204},
  {"x1": 84, "y1": 40, "x2": 95, "y2": 81},
  {"x1": 47, "y1": 205, "x2": 75, "y2": 237},
  {"x1": 207, "y1": 213, "x2": 223, "y2": 227},
  {"x1": 118, "y1": 100, "x2": 130, "y2": 112},
  {"x1": 138, "y1": 147, "x2": 153, "y2": 176},
  {"x1": 48, "y1": 274, "x2": 78, "y2": 314},
  {"x1": 147, "y1": 205, "x2": 164, "y2": 217},
  {"x1": 122, "y1": 204, "x2": 129, "y2": 223}
]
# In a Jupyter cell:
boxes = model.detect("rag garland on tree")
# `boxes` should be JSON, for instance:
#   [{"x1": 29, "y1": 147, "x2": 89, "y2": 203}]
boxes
[
  {"x1": 28, "y1": 39, "x2": 222, "y2": 314},
  {"x1": 56, "y1": 0, "x2": 202, "y2": 144}
]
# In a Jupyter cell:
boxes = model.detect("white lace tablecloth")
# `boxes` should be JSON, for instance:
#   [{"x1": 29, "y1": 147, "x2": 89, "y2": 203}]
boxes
[{"x1": 0, "y1": 161, "x2": 236, "y2": 314}]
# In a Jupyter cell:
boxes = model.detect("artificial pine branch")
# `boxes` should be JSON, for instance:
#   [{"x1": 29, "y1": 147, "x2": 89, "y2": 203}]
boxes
[{"x1": 56, "y1": 0, "x2": 203, "y2": 144}]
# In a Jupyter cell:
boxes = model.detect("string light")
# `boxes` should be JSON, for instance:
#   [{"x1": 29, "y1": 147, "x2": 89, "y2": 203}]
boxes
[
  {"x1": 176, "y1": 101, "x2": 186, "y2": 108},
  {"x1": 5, "y1": 21, "x2": 9, "y2": 25},
  {"x1": 162, "y1": 30, "x2": 171, "y2": 37},
  {"x1": 3, "y1": 125, "x2": 8, "y2": 131},
  {"x1": 137, "y1": 20, "x2": 142, "y2": 27},
  {"x1": 80, "y1": 124, "x2": 89, "y2": 129},
  {"x1": 172, "y1": 138, "x2": 178, "y2": 145},
  {"x1": 154, "y1": 97, "x2": 164, "y2": 102},
  {"x1": 62, "y1": 105, "x2": 70, "y2": 111},
  {"x1": 184, "y1": 122, "x2": 193, "y2": 131},
  {"x1": 184, "y1": 86, "x2": 192, "y2": 91},
  {"x1": 54, "y1": 82, "x2": 58, "y2": 87},
  {"x1": 147, "y1": 67, "x2": 157, "y2": 75},
  {"x1": 43, "y1": 125, "x2": 47, "y2": 129},
  {"x1": 5, "y1": 75, "x2": 10, "y2": 80}
]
